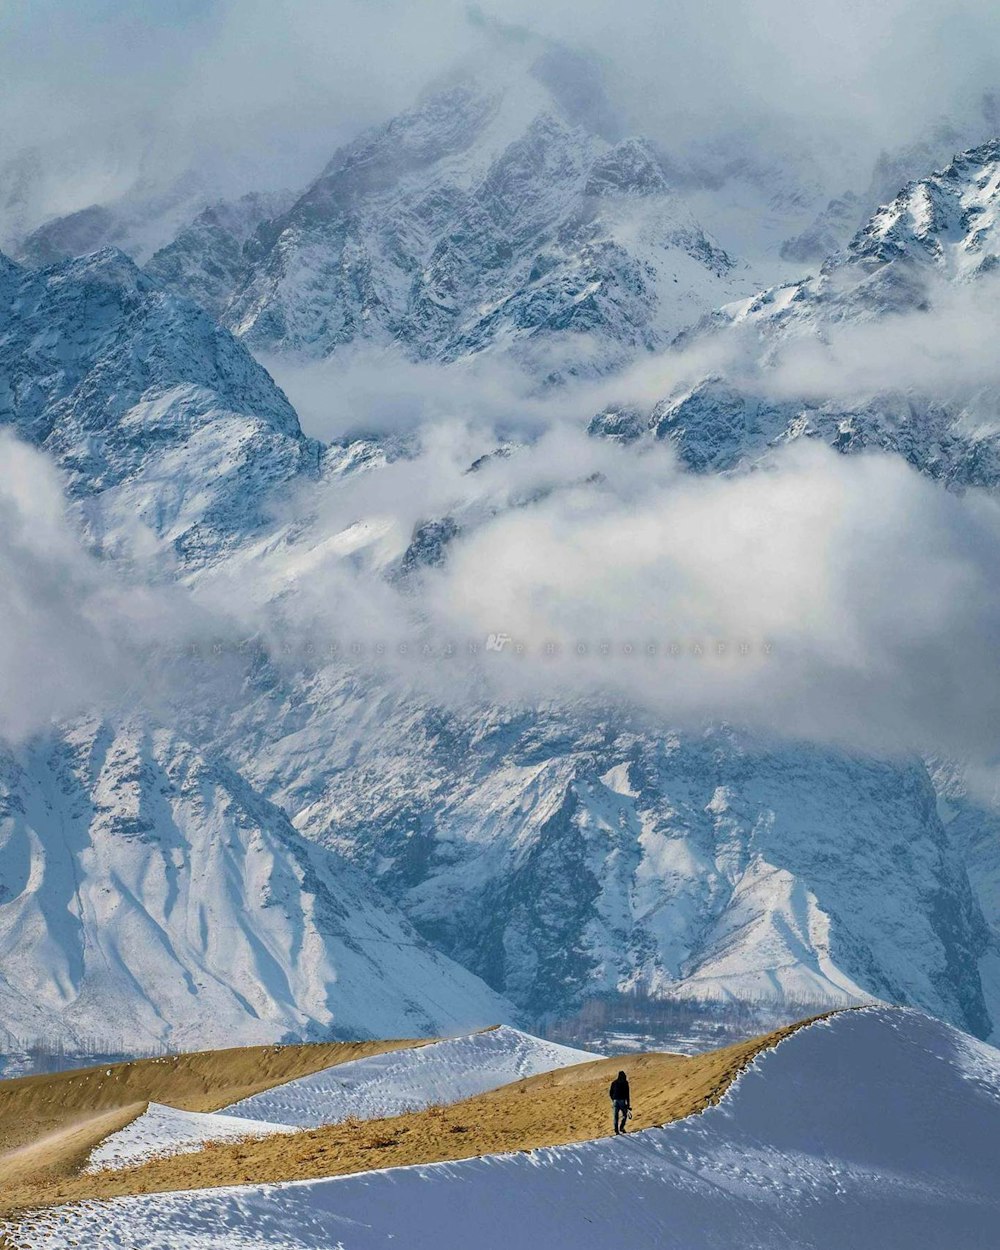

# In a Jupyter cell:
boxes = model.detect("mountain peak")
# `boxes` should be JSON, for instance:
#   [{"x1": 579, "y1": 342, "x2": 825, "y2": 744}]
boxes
[
  {"x1": 846, "y1": 137, "x2": 1000, "y2": 277},
  {"x1": 0, "y1": 247, "x2": 312, "y2": 561},
  {"x1": 210, "y1": 48, "x2": 752, "y2": 368},
  {"x1": 45, "y1": 245, "x2": 152, "y2": 296}
]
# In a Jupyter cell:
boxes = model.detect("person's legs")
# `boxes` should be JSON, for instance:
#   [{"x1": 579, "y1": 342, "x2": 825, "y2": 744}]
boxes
[{"x1": 614, "y1": 1100, "x2": 626, "y2": 1133}]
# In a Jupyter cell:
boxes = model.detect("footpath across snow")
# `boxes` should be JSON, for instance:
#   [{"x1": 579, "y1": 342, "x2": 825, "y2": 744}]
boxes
[
  {"x1": 86, "y1": 1027, "x2": 600, "y2": 1171},
  {"x1": 19, "y1": 1008, "x2": 1000, "y2": 1249}
]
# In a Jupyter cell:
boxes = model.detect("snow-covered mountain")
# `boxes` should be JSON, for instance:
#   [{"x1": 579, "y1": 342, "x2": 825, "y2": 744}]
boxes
[
  {"x1": 0, "y1": 250, "x2": 525, "y2": 1052},
  {"x1": 782, "y1": 95, "x2": 1000, "y2": 264},
  {"x1": 183, "y1": 136, "x2": 1000, "y2": 1042},
  {"x1": 0, "y1": 246, "x2": 316, "y2": 564},
  {"x1": 0, "y1": 717, "x2": 515, "y2": 1052},
  {"x1": 596, "y1": 138, "x2": 1000, "y2": 487},
  {"x1": 2, "y1": 63, "x2": 1000, "y2": 1057},
  {"x1": 213, "y1": 670, "x2": 992, "y2": 1038},
  {"x1": 148, "y1": 41, "x2": 758, "y2": 375}
]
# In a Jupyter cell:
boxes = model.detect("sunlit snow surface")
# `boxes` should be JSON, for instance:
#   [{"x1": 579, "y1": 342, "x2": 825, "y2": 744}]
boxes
[
  {"x1": 218, "y1": 1025, "x2": 599, "y2": 1128},
  {"x1": 86, "y1": 1027, "x2": 600, "y2": 1172},
  {"x1": 85, "y1": 1105, "x2": 297, "y2": 1174},
  {"x1": 13, "y1": 1008, "x2": 1000, "y2": 1249}
]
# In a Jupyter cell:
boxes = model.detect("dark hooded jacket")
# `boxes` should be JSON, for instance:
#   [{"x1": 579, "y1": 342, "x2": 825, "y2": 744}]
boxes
[{"x1": 609, "y1": 1072, "x2": 630, "y2": 1104}]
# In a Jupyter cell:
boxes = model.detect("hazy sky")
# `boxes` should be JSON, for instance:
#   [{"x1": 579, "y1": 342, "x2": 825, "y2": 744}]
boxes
[{"x1": 2, "y1": 0, "x2": 1000, "y2": 230}]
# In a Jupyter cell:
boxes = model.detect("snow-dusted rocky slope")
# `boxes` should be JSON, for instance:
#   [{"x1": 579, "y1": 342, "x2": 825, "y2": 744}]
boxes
[
  {"x1": 161, "y1": 40, "x2": 758, "y2": 374},
  {"x1": 0, "y1": 718, "x2": 516, "y2": 1052},
  {"x1": 220, "y1": 686, "x2": 992, "y2": 1037},
  {"x1": 780, "y1": 96, "x2": 1000, "y2": 264},
  {"x1": 0, "y1": 246, "x2": 316, "y2": 564},
  {"x1": 144, "y1": 192, "x2": 295, "y2": 321},
  {"x1": 20, "y1": 191, "x2": 293, "y2": 285},
  {"x1": 14, "y1": 1009, "x2": 1000, "y2": 1250},
  {"x1": 599, "y1": 139, "x2": 1000, "y2": 485},
  {"x1": 88, "y1": 1026, "x2": 599, "y2": 1171}
]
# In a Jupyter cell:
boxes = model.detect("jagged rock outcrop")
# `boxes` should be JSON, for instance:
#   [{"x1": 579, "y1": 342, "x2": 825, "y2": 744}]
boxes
[{"x1": 0, "y1": 247, "x2": 317, "y2": 562}]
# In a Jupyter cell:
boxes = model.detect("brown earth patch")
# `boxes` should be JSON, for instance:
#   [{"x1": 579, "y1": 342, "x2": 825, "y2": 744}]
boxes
[
  {"x1": 0, "y1": 1034, "x2": 426, "y2": 1219},
  {"x1": 2, "y1": 1012, "x2": 836, "y2": 1219}
]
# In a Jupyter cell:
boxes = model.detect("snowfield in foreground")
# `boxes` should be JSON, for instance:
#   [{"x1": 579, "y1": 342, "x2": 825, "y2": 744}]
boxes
[
  {"x1": 87, "y1": 1027, "x2": 600, "y2": 1172},
  {"x1": 14, "y1": 1009, "x2": 1000, "y2": 1249}
]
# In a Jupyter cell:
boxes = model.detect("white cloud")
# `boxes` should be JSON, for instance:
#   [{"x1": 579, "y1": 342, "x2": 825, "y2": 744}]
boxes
[
  {"x1": 185, "y1": 397, "x2": 1000, "y2": 765},
  {"x1": 0, "y1": 432, "x2": 234, "y2": 740},
  {"x1": 262, "y1": 345, "x2": 582, "y2": 443},
  {"x1": 3, "y1": 0, "x2": 1000, "y2": 243},
  {"x1": 414, "y1": 436, "x2": 1000, "y2": 760}
]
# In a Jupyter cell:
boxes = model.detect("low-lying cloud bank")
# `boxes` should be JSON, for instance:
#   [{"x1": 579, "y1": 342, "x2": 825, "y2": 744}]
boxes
[
  {"x1": 185, "y1": 410, "x2": 1000, "y2": 766},
  {"x1": 424, "y1": 438, "x2": 1000, "y2": 759},
  {"x1": 0, "y1": 433, "x2": 236, "y2": 741},
  {"x1": 7, "y1": 271, "x2": 1000, "y2": 770}
]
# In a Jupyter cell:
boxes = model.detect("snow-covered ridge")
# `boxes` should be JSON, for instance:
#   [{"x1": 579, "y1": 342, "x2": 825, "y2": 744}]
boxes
[
  {"x1": 0, "y1": 245, "x2": 315, "y2": 564},
  {"x1": 86, "y1": 1027, "x2": 601, "y2": 1172},
  {"x1": 219, "y1": 1025, "x2": 599, "y2": 1127},
  {"x1": 590, "y1": 135, "x2": 1000, "y2": 493},
  {"x1": 14, "y1": 1009, "x2": 1000, "y2": 1249},
  {"x1": 145, "y1": 43, "x2": 759, "y2": 373},
  {"x1": 851, "y1": 138, "x2": 1000, "y2": 277}
]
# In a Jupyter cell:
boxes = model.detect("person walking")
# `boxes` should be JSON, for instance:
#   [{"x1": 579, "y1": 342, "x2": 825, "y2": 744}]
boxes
[{"x1": 609, "y1": 1069, "x2": 631, "y2": 1134}]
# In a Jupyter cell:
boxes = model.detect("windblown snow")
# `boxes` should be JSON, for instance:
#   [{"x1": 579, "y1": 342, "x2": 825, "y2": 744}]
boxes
[
  {"x1": 87, "y1": 1027, "x2": 600, "y2": 1172},
  {"x1": 219, "y1": 1025, "x2": 599, "y2": 1128},
  {"x1": 85, "y1": 1105, "x2": 298, "y2": 1175},
  {"x1": 14, "y1": 1009, "x2": 1000, "y2": 1250}
]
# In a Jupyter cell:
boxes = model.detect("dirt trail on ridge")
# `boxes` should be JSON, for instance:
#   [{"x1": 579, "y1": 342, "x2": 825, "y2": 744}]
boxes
[{"x1": 1, "y1": 1013, "x2": 836, "y2": 1218}]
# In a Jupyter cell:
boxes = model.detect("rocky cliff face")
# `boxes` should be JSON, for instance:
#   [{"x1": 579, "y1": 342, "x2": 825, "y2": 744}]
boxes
[
  {"x1": 0, "y1": 247, "x2": 316, "y2": 563},
  {"x1": 142, "y1": 45, "x2": 759, "y2": 377}
]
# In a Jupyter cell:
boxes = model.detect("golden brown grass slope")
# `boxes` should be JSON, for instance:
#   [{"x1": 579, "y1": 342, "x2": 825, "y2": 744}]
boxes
[
  {"x1": 1, "y1": 1013, "x2": 835, "y2": 1217},
  {"x1": 0, "y1": 1036, "x2": 425, "y2": 1217}
]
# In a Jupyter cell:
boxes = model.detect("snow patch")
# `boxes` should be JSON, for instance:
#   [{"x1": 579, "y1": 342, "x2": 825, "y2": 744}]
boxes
[{"x1": 14, "y1": 1009, "x2": 1000, "y2": 1249}]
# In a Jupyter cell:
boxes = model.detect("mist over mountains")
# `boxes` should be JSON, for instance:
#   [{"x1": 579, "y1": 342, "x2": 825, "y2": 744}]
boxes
[{"x1": 2, "y1": 2, "x2": 1000, "y2": 1055}]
